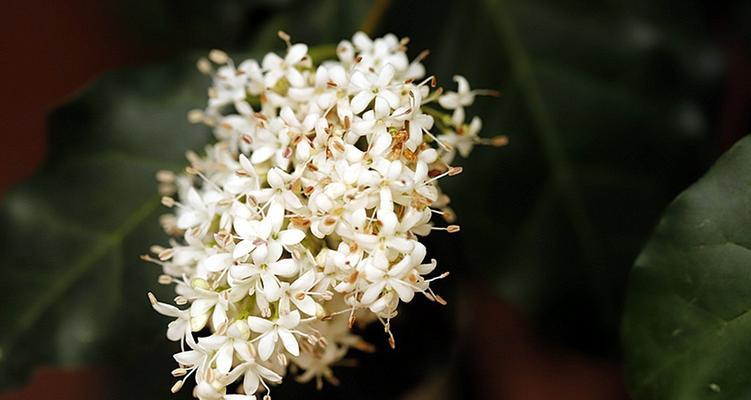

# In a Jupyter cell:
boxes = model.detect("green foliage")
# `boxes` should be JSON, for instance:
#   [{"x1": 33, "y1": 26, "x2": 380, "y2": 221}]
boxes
[
  {"x1": 0, "y1": 54, "x2": 210, "y2": 390},
  {"x1": 0, "y1": 0, "x2": 743, "y2": 397},
  {"x1": 623, "y1": 135, "x2": 751, "y2": 400},
  {"x1": 395, "y1": 0, "x2": 714, "y2": 354}
]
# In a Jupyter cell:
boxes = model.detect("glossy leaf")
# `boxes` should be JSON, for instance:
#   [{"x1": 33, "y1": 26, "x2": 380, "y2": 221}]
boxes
[
  {"x1": 623, "y1": 135, "x2": 751, "y2": 400},
  {"x1": 387, "y1": 0, "x2": 717, "y2": 355},
  {"x1": 0, "y1": 54, "x2": 212, "y2": 388}
]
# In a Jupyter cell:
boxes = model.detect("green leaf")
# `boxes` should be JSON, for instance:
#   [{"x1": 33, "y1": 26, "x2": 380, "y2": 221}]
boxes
[
  {"x1": 623, "y1": 135, "x2": 751, "y2": 400},
  {"x1": 0, "y1": 54, "x2": 212, "y2": 388},
  {"x1": 383, "y1": 0, "x2": 717, "y2": 355}
]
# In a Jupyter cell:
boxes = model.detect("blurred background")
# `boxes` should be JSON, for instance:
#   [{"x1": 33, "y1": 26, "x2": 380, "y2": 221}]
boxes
[{"x1": 1, "y1": 0, "x2": 750, "y2": 399}]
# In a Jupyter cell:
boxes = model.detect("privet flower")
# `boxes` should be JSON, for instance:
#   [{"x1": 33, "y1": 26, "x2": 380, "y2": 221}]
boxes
[{"x1": 144, "y1": 31, "x2": 505, "y2": 399}]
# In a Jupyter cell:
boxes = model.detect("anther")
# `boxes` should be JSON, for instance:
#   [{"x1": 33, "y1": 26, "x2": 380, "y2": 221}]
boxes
[
  {"x1": 277, "y1": 30, "x2": 291, "y2": 46},
  {"x1": 446, "y1": 225, "x2": 461, "y2": 233},
  {"x1": 491, "y1": 135, "x2": 509, "y2": 147},
  {"x1": 208, "y1": 49, "x2": 229, "y2": 64},
  {"x1": 158, "y1": 275, "x2": 173, "y2": 285},
  {"x1": 156, "y1": 170, "x2": 176, "y2": 183},
  {"x1": 171, "y1": 380, "x2": 184, "y2": 393},
  {"x1": 196, "y1": 58, "x2": 212, "y2": 74},
  {"x1": 158, "y1": 248, "x2": 174, "y2": 261},
  {"x1": 448, "y1": 166, "x2": 463, "y2": 176},
  {"x1": 161, "y1": 196, "x2": 175, "y2": 208}
]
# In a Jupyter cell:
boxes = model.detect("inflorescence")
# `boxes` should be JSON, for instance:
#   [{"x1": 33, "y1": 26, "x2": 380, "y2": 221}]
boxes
[{"x1": 144, "y1": 31, "x2": 504, "y2": 400}]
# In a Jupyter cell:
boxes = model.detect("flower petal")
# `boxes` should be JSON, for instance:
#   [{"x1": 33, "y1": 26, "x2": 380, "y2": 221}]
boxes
[
  {"x1": 247, "y1": 316, "x2": 273, "y2": 333},
  {"x1": 278, "y1": 329, "x2": 300, "y2": 356},
  {"x1": 361, "y1": 280, "x2": 387, "y2": 305},
  {"x1": 278, "y1": 229, "x2": 305, "y2": 245},
  {"x1": 390, "y1": 279, "x2": 415, "y2": 302},
  {"x1": 269, "y1": 258, "x2": 298, "y2": 277},
  {"x1": 243, "y1": 366, "x2": 260, "y2": 394},
  {"x1": 258, "y1": 332, "x2": 276, "y2": 361},
  {"x1": 173, "y1": 350, "x2": 202, "y2": 366},
  {"x1": 285, "y1": 43, "x2": 308, "y2": 64},
  {"x1": 233, "y1": 239, "x2": 255, "y2": 259},
  {"x1": 351, "y1": 91, "x2": 374, "y2": 114},
  {"x1": 292, "y1": 295, "x2": 318, "y2": 316},
  {"x1": 216, "y1": 341, "x2": 234, "y2": 374}
]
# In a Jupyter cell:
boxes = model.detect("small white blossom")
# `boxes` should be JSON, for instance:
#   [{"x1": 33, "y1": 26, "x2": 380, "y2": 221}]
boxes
[{"x1": 248, "y1": 311, "x2": 302, "y2": 360}]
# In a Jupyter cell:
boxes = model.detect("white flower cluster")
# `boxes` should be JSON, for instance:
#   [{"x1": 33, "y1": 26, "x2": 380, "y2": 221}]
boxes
[{"x1": 145, "y1": 31, "x2": 504, "y2": 400}]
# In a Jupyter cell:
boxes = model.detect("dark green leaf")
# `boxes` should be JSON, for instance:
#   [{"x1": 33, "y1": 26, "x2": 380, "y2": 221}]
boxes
[
  {"x1": 380, "y1": 0, "x2": 717, "y2": 355},
  {"x1": 623, "y1": 135, "x2": 751, "y2": 400},
  {"x1": 0, "y1": 54, "x2": 213, "y2": 388}
]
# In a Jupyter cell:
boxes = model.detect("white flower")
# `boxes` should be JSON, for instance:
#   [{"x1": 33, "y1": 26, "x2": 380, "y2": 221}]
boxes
[
  {"x1": 225, "y1": 346, "x2": 282, "y2": 397},
  {"x1": 148, "y1": 293, "x2": 192, "y2": 344},
  {"x1": 278, "y1": 269, "x2": 319, "y2": 316},
  {"x1": 146, "y1": 31, "x2": 496, "y2": 399},
  {"x1": 189, "y1": 285, "x2": 229, "y2": 331},
  {"x1": 262, "y1": 43, "x2": 309, "y2": 88},
  {"x1": 349, "y1": 64, "x2": 401, "y2": 117},
  {"x1": 199, "y1": 321, "x2": 250, "y2": 374},
  {"x1": 176, "y1": 187, "x2": 213, "y2": 231},
  {"x1": 232, "y1": 201, "x2": 304, "y2": 264},
  {"x1": 439, "y1": 115, "x2": 482, "y2": 163},
  {"x1": 248, "y1": 311, "x2": 302, "y2": 360},
  {"x1": 438, "y1": 75, "x2": 476, "y2": 125}
]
